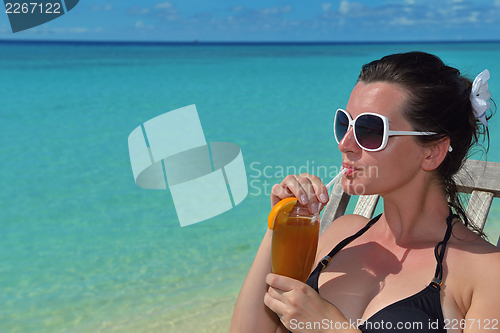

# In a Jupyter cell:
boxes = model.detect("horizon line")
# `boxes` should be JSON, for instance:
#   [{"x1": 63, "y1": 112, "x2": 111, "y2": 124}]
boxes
[{"x1": 1, "y1": 39, "x2": 500, "y2": 46}]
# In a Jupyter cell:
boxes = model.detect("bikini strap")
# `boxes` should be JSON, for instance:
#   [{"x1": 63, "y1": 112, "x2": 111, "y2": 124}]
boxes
[
  {"x1": 305, "y1": 213, "x2": 382, "y2": 293},
  {"x1": 430, "y1": 209, "x2": 457, "y2": 288},
  {"x1": 319, "y1": 213, "x2": 382, "y2": 272}
]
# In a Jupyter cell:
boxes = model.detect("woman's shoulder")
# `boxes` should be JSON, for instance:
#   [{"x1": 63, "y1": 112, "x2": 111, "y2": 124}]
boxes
[
  {"x1": 449, "y1": 222, "x2": 500, "y2": 256},
  {"x1": 317, "y1": 213, "x2": 374, "y2": 256},
  {"x1": 447, "y1": 224, "x2": 500, "y2": 285},
  {"x1": 446, "y1": 226, "x2": 500, "y2": 315},
  {"x1": 322, "y1": 213, "x2": 373, "y2": 238}
]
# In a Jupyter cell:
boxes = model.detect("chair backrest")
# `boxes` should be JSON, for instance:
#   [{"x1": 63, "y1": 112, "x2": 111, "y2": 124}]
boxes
[{"x1": 319, "y1": 159, "x2": 500, "y2": 244}]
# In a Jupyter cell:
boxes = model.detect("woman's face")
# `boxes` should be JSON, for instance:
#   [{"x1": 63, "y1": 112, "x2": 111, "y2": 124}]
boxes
[{"x1": 339, "y1": 81, "x2": 427, "y2": 197}]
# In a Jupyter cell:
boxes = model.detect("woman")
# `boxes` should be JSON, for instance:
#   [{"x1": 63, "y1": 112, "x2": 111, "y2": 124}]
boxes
[{"x1": 230, "y1": 52, "x2": 500, "y2": 333}]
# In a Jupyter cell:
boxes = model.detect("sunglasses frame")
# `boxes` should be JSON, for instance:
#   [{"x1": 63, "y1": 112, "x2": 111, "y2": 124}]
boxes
[{"x1": 334, "y1": 108, "x2": 437, "y2": 152}]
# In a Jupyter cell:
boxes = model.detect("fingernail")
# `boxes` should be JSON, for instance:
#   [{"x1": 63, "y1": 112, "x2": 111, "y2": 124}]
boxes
[
  {"x1": 310, "y1": 203, "x2": 318, "y2": 214},
  {"x1": 320, "y1": 193, "x2": 328, "y2": 203},
  {"x1": 300, "y1": 194, "x2": 308, "y2": 204}
]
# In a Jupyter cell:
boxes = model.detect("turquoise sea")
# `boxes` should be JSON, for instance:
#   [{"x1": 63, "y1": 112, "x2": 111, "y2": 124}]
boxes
[{"x1": 2, "y1": 41, "x2": 500, "y2": 332}]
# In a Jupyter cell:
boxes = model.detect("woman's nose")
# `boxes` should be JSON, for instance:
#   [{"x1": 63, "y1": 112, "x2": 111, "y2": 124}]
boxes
[{"x1": 338, "y1": 127, "x2": 361, "y2": 153}]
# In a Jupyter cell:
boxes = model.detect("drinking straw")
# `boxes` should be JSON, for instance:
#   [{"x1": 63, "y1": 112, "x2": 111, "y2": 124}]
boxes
[
  {"x1": 325, "y1": 167, "x2": 347, "y2": 190},
  {"x1": 317, "y1": 168, "x2": 346, "y2": 213}
]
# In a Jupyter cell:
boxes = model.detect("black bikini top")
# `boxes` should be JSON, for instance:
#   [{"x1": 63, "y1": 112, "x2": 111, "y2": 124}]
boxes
[{"x1": 303, "y1": 211, "x2": 456, "y2": 332}]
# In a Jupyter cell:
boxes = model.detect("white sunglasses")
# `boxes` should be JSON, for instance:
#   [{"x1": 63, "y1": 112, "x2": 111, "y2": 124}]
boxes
[{"x1": 334, "y1": 109, "x2": 452, "y2": 152}]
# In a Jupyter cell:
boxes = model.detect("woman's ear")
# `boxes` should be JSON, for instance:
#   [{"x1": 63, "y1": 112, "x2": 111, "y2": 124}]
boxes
[{"x1": 421, "y1": 137, "x2": 451, "y2": 171}]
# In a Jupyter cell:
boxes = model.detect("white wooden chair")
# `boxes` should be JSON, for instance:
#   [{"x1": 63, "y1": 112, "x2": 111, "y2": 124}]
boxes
[{"x1": 320, "y1": 159, "x2": 500, "y2": 245}]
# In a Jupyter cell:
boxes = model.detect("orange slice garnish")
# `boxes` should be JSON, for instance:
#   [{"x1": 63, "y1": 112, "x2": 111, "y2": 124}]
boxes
[{"x1": 268, "y1": 197, "x2": 298, "y2": 230}]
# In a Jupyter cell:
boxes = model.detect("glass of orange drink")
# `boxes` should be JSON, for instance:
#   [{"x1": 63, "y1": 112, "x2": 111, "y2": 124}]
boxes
[{"x1": 269, "y1": 198, "x2": 319, "y2": 283}]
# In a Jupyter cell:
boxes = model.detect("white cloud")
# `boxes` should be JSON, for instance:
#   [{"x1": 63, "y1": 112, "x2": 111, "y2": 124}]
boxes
[
  {"x1": 127, "y1": 2, "x2": 179, "y2": 22},
  {"x1": 469, "y1": 11, "x2": 479, "y2": 22},
  {"x1": 135, "y1": 20, "x2": 154, "y2": 29},
  {"x1": 90, "y1": 5, "x2": 113, "y2": 11},
  {"x1": 339, "y1": 0, "x2": 350, "y2": 14},
  {"x1": 338, "y1": 1, "x2": 363, "y2": 15},
  {"x1": 70, "y1": 27, "x2": 88, "y2": 33},
  {"x1": 390, "y1": 17, "x2": 415, "y2": 25},
  {"x1": 152, "y1": 1, "x2": 178, "y2": 18},
  {"x1": 34, "y1": 26, "x2": 87, "y2": 33},
  {"x1": 322, "y1": 3, "x2": 332, "y2": 12},
  {"x1": 260, "y1": 6, "x2": 292, "y2": 15},
  {"x1": 129, "y1": 7, "x2": 150, "y2": 15},
  {"x1": 154, "y1": 2, "x2": 173, "y2": 9},
  {"x1": 123, "y1": 1, "x2": 500, "y2": 39}
]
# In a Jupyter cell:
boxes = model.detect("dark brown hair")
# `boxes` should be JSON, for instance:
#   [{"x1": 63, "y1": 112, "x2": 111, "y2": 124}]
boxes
[{"x1": 358, "y1": 51, "x2": 493, "y2": 236}]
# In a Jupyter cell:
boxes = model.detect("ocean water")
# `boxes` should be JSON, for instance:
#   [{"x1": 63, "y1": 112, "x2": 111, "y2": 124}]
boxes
[{"x1": 2, "y1": 41, "x2": 500, "y2": 333}]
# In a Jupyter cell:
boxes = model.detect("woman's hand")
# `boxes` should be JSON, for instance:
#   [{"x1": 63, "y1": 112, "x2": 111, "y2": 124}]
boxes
[
  {"x1": 264, "y1": 274, "x2": 358, "y2": 333},
  {"x1": 271, "y1": 174, "x2": 329, "y2": 214}
]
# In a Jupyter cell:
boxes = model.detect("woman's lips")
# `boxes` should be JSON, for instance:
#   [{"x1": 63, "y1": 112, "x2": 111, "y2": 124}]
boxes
[{"x1": 342, "y1": 164, "x2": 357, "y2": 176}]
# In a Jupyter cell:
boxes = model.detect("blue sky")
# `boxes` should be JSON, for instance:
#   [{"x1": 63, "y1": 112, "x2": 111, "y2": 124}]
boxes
[{"x1": 1, "y1": 0, "x2": 500, "y2": 42}]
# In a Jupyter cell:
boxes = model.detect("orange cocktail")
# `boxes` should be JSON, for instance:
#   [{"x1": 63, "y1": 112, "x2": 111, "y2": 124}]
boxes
[{"x1": 271, "y1": 209, "x2": 319, "y2": 283}]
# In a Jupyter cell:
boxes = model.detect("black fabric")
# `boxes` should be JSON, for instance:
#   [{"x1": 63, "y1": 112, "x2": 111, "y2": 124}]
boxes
[
  {"x1": 357, "y1": 285, "x2": 444, "y2": 332},
  {"x1": 290, "y1": 212, "x2": 456, "y2": 333}
]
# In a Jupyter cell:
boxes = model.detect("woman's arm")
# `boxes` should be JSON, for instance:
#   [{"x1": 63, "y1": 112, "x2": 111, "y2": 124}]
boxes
[
  {"x1": 463, "y1": 252, "x2": 500, "y2": 332},
  {"x1": 230, "y1": 173, "x2": 329, "y2": 333},
  {"x1": 230, "y1": 228, "x2": 283, "y2": 333}
]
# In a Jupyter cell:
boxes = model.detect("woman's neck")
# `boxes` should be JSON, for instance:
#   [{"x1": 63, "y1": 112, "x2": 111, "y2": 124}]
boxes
[{"x1": 377, "y1": 177, "x2": 450, "y2": 246}]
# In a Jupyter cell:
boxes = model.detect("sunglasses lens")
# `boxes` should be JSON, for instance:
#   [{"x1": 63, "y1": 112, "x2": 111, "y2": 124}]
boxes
[
  {"x1": 334, "y1": 110, "x2": 349, "y2": 143},
  {"x1": 355, "y1": 115, "x2": 384, "y2": 150}
]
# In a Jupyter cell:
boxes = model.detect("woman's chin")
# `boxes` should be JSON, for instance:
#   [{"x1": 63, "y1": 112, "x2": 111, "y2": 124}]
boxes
[{"x1": 341, "y1": 181, "x2": 370, "y2": 196}]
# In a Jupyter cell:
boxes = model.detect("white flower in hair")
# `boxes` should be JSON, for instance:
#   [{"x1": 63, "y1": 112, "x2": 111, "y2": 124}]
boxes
[{"x1": 470, "y1": 69, "x2": 491, "y2": 127}]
